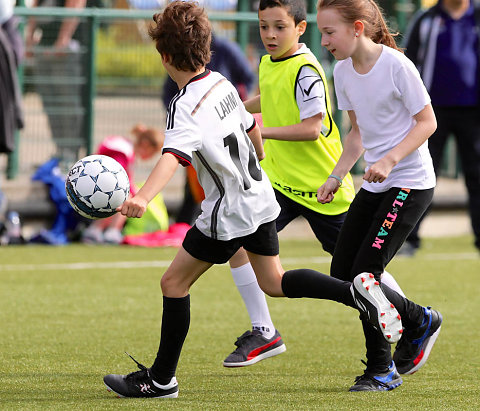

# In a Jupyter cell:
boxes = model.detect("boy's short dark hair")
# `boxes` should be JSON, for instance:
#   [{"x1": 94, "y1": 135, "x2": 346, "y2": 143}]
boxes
[
  {"x1": 148, "y1": 1, "x2": 211, "y2": 72},
  {"x1": 258, "y1": 0, "x2": 307, "y2": 25}
]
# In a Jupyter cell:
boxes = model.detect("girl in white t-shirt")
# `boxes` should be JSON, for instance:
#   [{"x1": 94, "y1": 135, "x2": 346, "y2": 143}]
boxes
[{"x1": 316, "y1": 0, "x2": 442, "y2": 391}]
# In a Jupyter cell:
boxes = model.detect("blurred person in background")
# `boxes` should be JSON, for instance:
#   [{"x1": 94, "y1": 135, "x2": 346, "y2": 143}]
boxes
[
  {"x1": 402, "y1": 0, "x2": 480, "y2": 256},
  {"x1": 0, "y1": 0, "x2": 24, "y2": 242},
  {"x1": 25, "y1": 0, "x2": 90, "y2": 172},
  {"x1": 82, "y1": 124, "x2": 165, "y2": 244}
]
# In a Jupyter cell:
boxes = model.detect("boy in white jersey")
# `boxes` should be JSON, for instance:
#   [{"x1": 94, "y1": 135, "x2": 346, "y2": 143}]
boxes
[
  {"x1": 103, "y1": 3, "x2": 284, "y2": 398},
  {"x1": 103, "y1": 1, "x2": 439, "y2": 397}
]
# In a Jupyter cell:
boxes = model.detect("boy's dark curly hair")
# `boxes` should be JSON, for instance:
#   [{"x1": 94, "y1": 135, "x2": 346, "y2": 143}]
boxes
[
  {"x1": 259, "y1": 0, "x2": 307, "y2": 25},
  {"x1": 149, "y1": 1, "x2": 212, "y2": 71}
]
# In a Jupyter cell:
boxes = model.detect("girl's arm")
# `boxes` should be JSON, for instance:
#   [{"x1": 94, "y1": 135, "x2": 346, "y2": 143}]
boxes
[
  {"x1": 117, "y1": 153, "x2": 179, "y2": 218},
  {"x1": 243, "y1": 95, "x2": 261, "y2": 113},
  {"x1": 317, "y1": 110, "x2": 364, "y2": 204},
  {"x1": 260, "y1": 113, "x2": 324, "y2": 141},
  {"x1": 363, "y1": 104, "x2": 436, "y2": 183}
]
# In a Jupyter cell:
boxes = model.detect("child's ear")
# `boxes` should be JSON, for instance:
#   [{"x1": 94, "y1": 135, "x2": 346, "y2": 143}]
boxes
[
  {"x1": 353, "y1": 20, "x2": 364, "y2": 37},
  {"x1": 161, "y1": 53, "x2": 171, "y2": 64},
  {"x1": 297, "y1": 20, "x2": 307, "y2": 36}
]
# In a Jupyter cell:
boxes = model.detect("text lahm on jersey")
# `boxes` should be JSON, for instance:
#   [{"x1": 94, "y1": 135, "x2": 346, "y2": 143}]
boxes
[{"x1": 215, "y1": 92, "x2": 239, "y2": 120}]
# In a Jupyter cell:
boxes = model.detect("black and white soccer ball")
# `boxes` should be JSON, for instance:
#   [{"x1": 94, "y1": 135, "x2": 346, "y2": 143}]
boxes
[{"x1": 65, "y1": 154, "x2": 130, "y2": 220}]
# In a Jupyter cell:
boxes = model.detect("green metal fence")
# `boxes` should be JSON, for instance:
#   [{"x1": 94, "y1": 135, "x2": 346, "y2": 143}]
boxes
[{"x1": 9, "y1": 1, "x2": 427, "y2": 181}]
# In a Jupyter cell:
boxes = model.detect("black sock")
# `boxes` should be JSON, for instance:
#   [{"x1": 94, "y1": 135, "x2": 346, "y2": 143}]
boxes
[
  {"x1": 150, "y1": 295, "x2": 190, "y2": 384},
  {"x1": 281, "y1": 269, "x2": 354, "y2": 307},
  {"x1": 362, "y1": 319, "x2": 392, "y2": 373},
  {"x1": 381, "y1": 284, "x2": 424, "y2": 330}
]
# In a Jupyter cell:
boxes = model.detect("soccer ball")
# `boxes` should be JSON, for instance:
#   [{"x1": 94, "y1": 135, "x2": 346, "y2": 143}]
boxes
[{"x1": 65, "y1": 154, "x2": 130, "y2": 219}]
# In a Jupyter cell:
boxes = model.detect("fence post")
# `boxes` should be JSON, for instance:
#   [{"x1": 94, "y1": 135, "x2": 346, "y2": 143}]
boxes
[
  {"x1": 236, "y1": 0, "x2": 249, "y2": 51},
  {"x1": 85, "y1": 13, "x2": 98, "y2": 155},
  {"x1": 6, "y1": 0, "x2": 26, "y2": 179},
  {"x1": 307, "y1": 0, "x2": 321, "y2": 58}
]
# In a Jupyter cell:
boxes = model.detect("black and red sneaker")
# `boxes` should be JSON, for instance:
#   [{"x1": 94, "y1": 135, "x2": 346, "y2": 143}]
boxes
[{"x1": 223, "y1": 329, "x2": 286, "y2": 367}]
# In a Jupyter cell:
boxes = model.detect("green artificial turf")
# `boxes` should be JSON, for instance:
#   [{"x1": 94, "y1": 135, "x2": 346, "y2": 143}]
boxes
[{"x1": 0, "y1": 236, "x2": 478, "y2": 410}]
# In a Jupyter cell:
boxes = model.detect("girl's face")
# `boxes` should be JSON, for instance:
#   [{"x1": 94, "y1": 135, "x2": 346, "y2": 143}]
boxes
[
  {"x1": 317, "y1": 8, "x2": 357, "y2": 60},
  {"x1": 258, "y1": 6, "x2": 306, "y2": 60}
]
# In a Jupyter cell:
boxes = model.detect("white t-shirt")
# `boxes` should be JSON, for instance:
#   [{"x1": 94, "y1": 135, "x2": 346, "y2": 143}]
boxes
[
  {"x1": 294, "y1": 44, "x2": 327, "y2": 121},
  {"x1": 163, "y1": 70, "x2": 280, "y2": 240},
  {"x1": 334, "y1": 45, "x2": 436, "y2": 193}
]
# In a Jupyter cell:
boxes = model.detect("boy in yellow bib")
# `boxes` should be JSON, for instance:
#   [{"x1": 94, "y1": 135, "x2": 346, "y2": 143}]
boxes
[{"x1": 224, "y1": 0, "x2": 406, "y2": 367}]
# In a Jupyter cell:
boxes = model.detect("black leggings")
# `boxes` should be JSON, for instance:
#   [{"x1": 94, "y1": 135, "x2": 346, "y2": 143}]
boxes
[
  {"x1": 330, "y1": 187, "x2": 434, "y2": 371},
  {"x1": 331, "y1": 187, "x2": 434, "y2": 281}
]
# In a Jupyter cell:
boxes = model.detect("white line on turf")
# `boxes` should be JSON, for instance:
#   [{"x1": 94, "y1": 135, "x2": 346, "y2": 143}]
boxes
[
  {"x1": 0, "y1": 252, "x2": 478, "y2": 271},
  {"x1": 0, "y1": 260, "x2": 173, "y2": 271}
]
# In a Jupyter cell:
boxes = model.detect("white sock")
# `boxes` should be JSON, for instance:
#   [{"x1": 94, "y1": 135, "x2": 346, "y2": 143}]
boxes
[
  {"x1": 152, "y1": 376, "x2": 177, "y2": 389},
  {"x1": 230, "y1": 262, "x2": 275, "y2": 339},
  {"x1": 381, "y1": 270, "x2": 406, "y2": 298}
]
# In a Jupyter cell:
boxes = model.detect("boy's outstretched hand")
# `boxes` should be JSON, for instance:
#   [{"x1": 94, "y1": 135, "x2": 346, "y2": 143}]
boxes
[
  {"x1": 116, "y1": 152, "x2": 180, "y2": 218},
  {"x1": 117, "y1": 195, "x2": 148, "y2": 218}
]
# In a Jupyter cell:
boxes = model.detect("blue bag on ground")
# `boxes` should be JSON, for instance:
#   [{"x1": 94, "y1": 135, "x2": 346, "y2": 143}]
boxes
[{"x1": 29, "y1": 158, "x2": 81, "y2": 244}]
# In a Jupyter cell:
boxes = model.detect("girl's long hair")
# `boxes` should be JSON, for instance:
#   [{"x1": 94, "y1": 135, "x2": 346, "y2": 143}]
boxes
[{"x1": 317, "y1": 0, "x2": 402, "y2": 52}]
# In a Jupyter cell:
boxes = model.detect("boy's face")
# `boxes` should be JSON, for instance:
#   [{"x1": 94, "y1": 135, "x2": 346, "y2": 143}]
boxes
[{"x1": 259, "y1": 6, "x2": 306, "y2": 59}]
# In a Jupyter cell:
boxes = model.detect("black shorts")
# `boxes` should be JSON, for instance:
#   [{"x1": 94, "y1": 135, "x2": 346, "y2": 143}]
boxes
[
  {"x1": 182, "y1": 220, "x2": 279, "y2": 264},
  {"x1": 274, "y1": 189, "x2": 346, "y2": 255}
]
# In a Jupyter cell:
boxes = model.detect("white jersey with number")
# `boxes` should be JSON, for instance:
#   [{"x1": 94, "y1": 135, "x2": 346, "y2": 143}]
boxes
[{"x1": 162, "y1": 70, "x2": 280, "y2": 240}]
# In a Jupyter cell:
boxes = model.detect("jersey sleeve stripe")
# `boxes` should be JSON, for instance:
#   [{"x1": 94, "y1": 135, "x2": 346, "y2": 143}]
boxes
[
  {"x1": 162, "y1": 148, "x2": 192, "y2": 167},
  {"x1": 191, "y1": 78, "x2": 227, "y2": 116},
  {"x1": 246, "y1": 117, "x2": 257, "y2": 133},
  {"x1": 166, "y1": 88, "x2": 187, "y2": 130}
]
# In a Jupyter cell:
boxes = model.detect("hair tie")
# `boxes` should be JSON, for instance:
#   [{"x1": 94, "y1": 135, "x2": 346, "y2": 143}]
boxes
[{"x1": 328, "y1": 174, "x2": 343, "y2": 186}]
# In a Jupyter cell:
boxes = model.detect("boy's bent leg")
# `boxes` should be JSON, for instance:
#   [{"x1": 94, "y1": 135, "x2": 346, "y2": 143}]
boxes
[
  {"x1": 229, "y1": 249, "x2": 275, "y2": 338},
  {"x1": 153, "y1": 248, "x2": 212, "y2": 381},
  {"x1": 222, "y1": 221, "x2": 287, "y2": 367},
  {"x1": 246, "y1": 253, "x2": 286, "y2": 297},
  {"x1": 224, "y1": 249, "x2": 286, "y2": 367},
  {"x1": 104, "y1": 247, "x2": 212, "y2": 398},
  {"x1": 150, "y1": 295, "x2": 190, "y2": 383},
  {"x1": 103, "y1": 297, "x2": 186, "y2": 399},
  {"x1": 281, "y1": 268, "x2": 354, "y2": 306},
  {"x1": 222, "y1": 252, "x2": 289, "y2": 368},
  {"x1": 160, "y1": 246, "x2": 213, "y2": 298}
]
